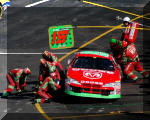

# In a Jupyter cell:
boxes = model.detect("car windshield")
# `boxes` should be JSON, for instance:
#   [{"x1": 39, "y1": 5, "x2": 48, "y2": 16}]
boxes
[{"x1": 72, "y1": 57, "x2": 115, "y2": 71}]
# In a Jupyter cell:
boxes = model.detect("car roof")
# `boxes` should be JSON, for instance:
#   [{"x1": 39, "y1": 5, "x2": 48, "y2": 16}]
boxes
[{"x1": 77, "y1": 51, "x2": 111, "y2": 59}]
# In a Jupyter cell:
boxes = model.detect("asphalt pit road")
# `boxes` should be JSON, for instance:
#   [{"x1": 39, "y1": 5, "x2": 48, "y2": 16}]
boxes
[
  {"x1": 15, "y1": 108, "x2": 23, "y2": 113},
  {"x1": 97, "y1": 109, "x2": 104, "y2": 113},
  {"x1": 139, "y1": 83, "x2": 150, "y2": 88},
  {"x1": 26, "y1": 80, "x2": 38, "y2": 85},
  {"x1": 15, "y1": 102, "x2": 20, "y2": 105},
  {"x1": 122, "y1": 93, "x2": 144, "y2": 97},
  {"x1": 0, "y1": 92, "x2": 35, "y2": 100},
  {"x1": 85, "y1": 108, "x2": 94, "y2": 113},
  {"x1": 67, "y1": 47, "x2": 99, "y2": 51},
  {"x1": 123, "y1": 112, "x2": 150, "y2": 118}
]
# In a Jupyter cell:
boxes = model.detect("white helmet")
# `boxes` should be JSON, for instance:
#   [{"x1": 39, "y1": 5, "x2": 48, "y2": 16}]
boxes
[{"x1": 123, "y1": 17, "x2": 130, "y2": 22}]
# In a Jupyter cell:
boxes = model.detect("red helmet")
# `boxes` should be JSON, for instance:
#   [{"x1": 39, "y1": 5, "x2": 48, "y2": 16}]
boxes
[
  {"x1": 24, "y1": 67, "x2": 31, "y2": 74},
  {"x1": 122, "y1": 41, "x2": 128, "y2": 48}
]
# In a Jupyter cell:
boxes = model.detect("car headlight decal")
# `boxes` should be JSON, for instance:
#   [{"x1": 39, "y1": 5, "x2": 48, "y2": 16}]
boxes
[
  {"x1": 66, "y1": 78, "x2": 81, "y2": 85},
  {"x1": 103, "y1": 82, "x2": 120, "y2": 87},
  {"x1": 103, "y1": 82, "x2": 121, "y2": 95}
]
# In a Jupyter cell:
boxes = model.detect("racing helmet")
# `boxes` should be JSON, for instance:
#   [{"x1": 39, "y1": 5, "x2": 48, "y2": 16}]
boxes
[
  {"x1": 121, "y1": 41, "x2": 128, "y2": 48},
  {"x1": 123, "y1": 17, "x2": 130, "y2": 23},
  {"x1": 110, "y1": 38, "x2": 118, "y2": 44},
  {"x1": 42, "y1": 50, "x2": 54, "y2": 62},
  {"x1": 42, "y1": 50, "x2": 51, "y2": 60},
  {"x1": 24, "y1": 67, "x2": 31, "y2": 75},
  {"x1": 43, "y1": 50, "x2": 51, "y2": 57}
]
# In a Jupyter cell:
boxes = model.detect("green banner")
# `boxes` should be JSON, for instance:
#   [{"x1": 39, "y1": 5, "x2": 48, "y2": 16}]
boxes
[{"x1": 48, "y1": 25, "x2": 74, "y2": 49}]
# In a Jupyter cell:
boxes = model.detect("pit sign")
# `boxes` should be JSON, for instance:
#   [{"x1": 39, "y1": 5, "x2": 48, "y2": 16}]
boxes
[{"x1": 48, "y1": 25, "x2": 74, "y2": 49}]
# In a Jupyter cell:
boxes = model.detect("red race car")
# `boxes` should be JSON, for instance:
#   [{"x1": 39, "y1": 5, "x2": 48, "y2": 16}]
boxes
[{"x1": 65, "y1": 51, "x2": 122, "y2": 99}]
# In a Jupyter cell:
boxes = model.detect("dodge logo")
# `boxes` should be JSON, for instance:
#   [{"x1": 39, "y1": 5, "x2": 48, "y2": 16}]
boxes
[{"x1": 83, "y1": 71, "x2": 102, "y2": 79}]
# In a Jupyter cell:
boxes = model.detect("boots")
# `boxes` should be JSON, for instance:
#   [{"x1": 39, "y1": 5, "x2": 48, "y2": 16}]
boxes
[{"x1": 1, "y1": 92, "x2": 9, "y2": 98}]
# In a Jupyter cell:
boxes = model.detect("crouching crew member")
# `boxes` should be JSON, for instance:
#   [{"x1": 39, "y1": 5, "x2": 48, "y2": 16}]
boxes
[
  {"x1": 38, "y1": 50, "x2": 63, "y2": 86},
  {"x1": 121, "y1": 43, "x2": 149, "y2": 81},
  {"x1": 2, "y1": 67, "x2": 31, "y2": 97},
  {"x1": 34, "y1": 61, "x2": 61, "y2": 103}
]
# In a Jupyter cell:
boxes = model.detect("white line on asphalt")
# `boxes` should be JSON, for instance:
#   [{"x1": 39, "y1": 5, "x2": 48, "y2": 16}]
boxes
[
  {"x1": 0, "y1": 53, "x2": 69, "y2": 54},
  {"x1": 25, "y1": 0, "x2": 50, "y2": 7}
]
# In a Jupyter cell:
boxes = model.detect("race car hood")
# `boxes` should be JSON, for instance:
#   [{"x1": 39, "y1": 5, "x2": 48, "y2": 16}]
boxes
[{"x1": 67, "y1": 68, "x2": 119, "y2": 85}]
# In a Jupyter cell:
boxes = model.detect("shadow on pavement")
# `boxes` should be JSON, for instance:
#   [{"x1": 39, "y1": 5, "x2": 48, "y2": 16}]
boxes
[
  {"x1": 0, "y1": 91, "x2": 35, "y2": 100},
  {"x1": 51, "y1": 90, "x2": 118, "y2": 104}
]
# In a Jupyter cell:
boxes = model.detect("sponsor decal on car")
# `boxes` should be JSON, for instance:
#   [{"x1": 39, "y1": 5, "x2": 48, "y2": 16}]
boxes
[
  {"x1": 110, "y1": 82, "x2": 121, "y2": 95},
  {"x1": 83, "y1": 71, "x2": 102, "y2": 79},
  {"x1": 81, "y1": 80, "x2": 103, "y2": 85}
]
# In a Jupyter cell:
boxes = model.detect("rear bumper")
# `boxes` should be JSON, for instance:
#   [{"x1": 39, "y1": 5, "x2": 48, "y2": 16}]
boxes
[{"x1": 65, "y1": 90, "x2": 121, "y2": 99}]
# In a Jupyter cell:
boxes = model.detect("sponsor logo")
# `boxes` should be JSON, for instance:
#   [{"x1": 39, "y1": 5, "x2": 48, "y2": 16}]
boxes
[
  {"x1": 83, "y1": 71, "x2": 102, "y2": 79},
  {"x1": 81, "y1": 80, "x2": 103, "y2": 85},
  {"x1": 72, "y1": 68, "x2": 114, "y2": 74}
]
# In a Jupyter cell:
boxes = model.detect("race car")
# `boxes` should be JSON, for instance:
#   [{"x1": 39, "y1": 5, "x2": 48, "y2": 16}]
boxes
[{"x1": 65, "y1": 51, "x2": 122, "y2": 99}]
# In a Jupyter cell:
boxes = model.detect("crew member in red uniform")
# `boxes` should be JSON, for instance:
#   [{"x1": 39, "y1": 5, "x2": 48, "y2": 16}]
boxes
[
  {"x1": 121, "y1": 17, "x2": 139, "y2": 44},
  {"x1": 121, "y1": 43, "x2": 149, "y2": 81},
  {"x1": 2, "y1": 67, "x2": 31, "y2": 97},
  {"x1": 110, "y1": 17, "x2": 139, "y2": 63},
  {"x1": 38, "y1": 50, "x2": 63, "y2": 86},
  {"x1": 109, "y1": 38, "x2": 127, "y2": 65},
  {"x1": 34, "y1": 62, "x2": 61, "y2": 103}
]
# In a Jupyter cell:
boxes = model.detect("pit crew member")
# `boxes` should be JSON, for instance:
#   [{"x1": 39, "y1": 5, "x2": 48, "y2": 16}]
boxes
[
  {"x1": 121, "y1": 43, "x2": 149, "y2": 81},
  {"x1": 121, "y1": 17, "x2": 139, "y2": 44},
  {"x1": 109, "y1": 38, "x2": 127, "y2": 65},
  {"x1": 38, "y1": 50, "x2": 63, "y2": 86},
  {"x1": 34, "y1": 62, "x2": 61, "y2": 103},
  {"x1": 2, "y1": 67, "x2": 31, "y2": 97}
]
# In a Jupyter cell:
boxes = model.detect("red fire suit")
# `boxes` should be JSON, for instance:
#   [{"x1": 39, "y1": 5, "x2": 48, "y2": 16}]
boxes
[
  {"x1": 121, "y1": 22, "x2": 139, "y2": 44},
  {"x1": 38, "y1": 52, "x2": 63, "y2": 85},
  {"x1": 2, "y1": 69, "x2": 28, "y2": 97},
  {"x1": 109, "y1": 38, "x2": 125, "y2": 65},
  {"x1": 122, "y1": 44, "x2": 149, "y2": 81},
  {"x1": 36, "y1": 62, "x2": 61, "y2": 103},
  {"x1": 50, "y1": 52, "x2": 63, "y2": 71}
]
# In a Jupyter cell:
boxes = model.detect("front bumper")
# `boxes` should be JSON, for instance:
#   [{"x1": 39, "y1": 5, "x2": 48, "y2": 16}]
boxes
[{"x1": 65, "y1": 90, "x2": 121, "y2": 99}]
